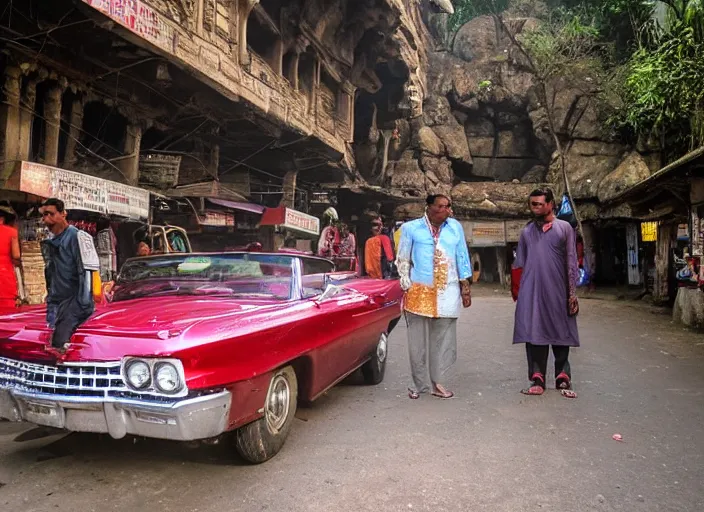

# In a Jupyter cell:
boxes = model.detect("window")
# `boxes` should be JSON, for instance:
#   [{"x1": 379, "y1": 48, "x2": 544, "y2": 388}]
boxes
[{"x1": 301, "y1": 258, "x2": 334, "y2": 275}]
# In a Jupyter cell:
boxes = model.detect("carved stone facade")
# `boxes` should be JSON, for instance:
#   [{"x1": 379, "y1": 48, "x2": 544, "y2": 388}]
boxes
[{"x1": 77, "y1": 0, "x2": 430, "y2": 163}]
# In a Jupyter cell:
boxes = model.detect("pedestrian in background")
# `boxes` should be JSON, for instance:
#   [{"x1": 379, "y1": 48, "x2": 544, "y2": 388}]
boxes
[
  {"x1": 95, "y1": 216, "x2": 117, "y2": 282},
  {"x1": 511, "y1": 188, "x2": 579, "y2": 399},
  {"x1": 396, "y1": 194, "x2": 472, "y2": 399},
  {"x1": 0, "y1": 203, "x2": 21, "y2": 310},
  {"x1": 364, "y1": 217, "x2": 394, "y2": 279}
]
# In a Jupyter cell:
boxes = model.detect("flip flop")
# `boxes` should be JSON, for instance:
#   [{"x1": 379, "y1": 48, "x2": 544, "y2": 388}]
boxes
[
  {"x1": 431, "y1": 384, "x2": 454, "y2": 399},
  {"x1": 520, "y1": 385, "x2": 545, "y2": 395}
]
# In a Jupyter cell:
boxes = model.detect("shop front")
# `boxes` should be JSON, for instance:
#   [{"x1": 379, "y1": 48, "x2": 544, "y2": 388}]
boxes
[
  {"x1": 461, "y1": 219, "x2": 530, "y2": 286},
  {"x1": 153, "y1": 196, "x2": 266, "y2": 252},
  {"x1": 2, "y1": 161, "x2": 151, "y2": 304},
  {"x1": 259, "y1": 206, "x2": 321, "y2": 254}
]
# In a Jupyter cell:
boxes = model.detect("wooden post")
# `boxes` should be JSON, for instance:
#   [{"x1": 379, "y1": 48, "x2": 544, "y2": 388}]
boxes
[
  {"x1": 281, "y1": 170, "x2": 298, "y2": 209},
  {"x1": 120, "y1": 123, "x2": 142, "y2": 185},
  {"x1": 0, "y1": 67, "x2": 22, "y2": 184},
  {"x1": 654, "y1": 222, "x2": 677, "y2": 303},
  {"x1": 496, "y1": 246, "x2": 507, "y2": 288},
  {"x1": 43, "y1": 85, "x2": 64, "y2": 166}
]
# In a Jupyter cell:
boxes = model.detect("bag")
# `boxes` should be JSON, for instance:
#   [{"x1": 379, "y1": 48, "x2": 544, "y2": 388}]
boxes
[
  {"x1": 577, "y1": 267, "x2": 590, "y2": 287},
  {"x1": 557, "y1": 195, "x2": 577, "y2": 227}
]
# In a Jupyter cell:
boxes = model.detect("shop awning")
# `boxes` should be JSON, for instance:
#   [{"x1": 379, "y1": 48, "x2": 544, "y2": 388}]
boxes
[
  {"x1": 5, "y1": 161, "x2": 150, "y2": 220},
  {"x1": 259, "y1": 206, "x2": 320, "y2": 236},
  {"x1": 207, "y1": 198, "x2": 265, "y2": 214}
]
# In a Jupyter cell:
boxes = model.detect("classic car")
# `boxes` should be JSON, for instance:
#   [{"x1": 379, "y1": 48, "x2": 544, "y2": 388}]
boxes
[{"x1": 0, "y1": 252, "x2": 402, "y2": 463}]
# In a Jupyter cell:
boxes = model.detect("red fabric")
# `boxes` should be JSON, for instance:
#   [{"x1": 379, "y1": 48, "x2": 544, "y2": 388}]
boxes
[
  {"x1": 0, "y1": 224, "x2": 17, "y2": 304},
  {"x1": 511, "y1": 267, "x2": 523, "y2": 302},
  {"x1": 576, "y1": 239, "x2": 584, "y2": 268},
  {"x1": 380, "y1": 234, "x2": 394, "y2": 261}
]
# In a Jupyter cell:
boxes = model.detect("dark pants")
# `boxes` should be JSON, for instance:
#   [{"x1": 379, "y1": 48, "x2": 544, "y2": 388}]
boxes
[
  {"x1": 49, "y1": 297, "x2": 94, "y2": 348},
  {"x1": 525, "y1": 343, "x2": 571, "y2": 384}
]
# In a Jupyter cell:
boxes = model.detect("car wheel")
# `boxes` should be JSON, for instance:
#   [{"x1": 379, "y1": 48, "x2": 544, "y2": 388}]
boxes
[
  {"x1": 361, "y1": 332, "x2": 388, "y2": 385},
  {"x1": 234, "y1": 365, "x2": 298, "y2": 464}
]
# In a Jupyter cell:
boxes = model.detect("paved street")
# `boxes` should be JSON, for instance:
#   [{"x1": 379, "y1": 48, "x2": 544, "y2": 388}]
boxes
[{"x1": 2, "y1": 291, "x2": 704, "y2": 512}]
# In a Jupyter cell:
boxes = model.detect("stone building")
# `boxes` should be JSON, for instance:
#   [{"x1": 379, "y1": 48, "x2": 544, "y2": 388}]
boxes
[{"x1": 0, "y1": 0, "x2": 432, "y2": 215}]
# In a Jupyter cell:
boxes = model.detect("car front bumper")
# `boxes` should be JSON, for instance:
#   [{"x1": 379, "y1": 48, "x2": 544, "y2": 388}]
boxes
[{"x1": 0, "y1": 388, "x2": 232, "y2": 441}]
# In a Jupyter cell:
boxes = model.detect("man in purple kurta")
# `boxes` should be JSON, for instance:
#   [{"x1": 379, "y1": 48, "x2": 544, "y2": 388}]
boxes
[{"x1": 512, "y1": 188, "x2": 579, "y2": 398}]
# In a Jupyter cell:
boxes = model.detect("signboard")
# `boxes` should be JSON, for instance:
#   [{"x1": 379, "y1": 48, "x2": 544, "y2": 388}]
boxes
[
  {"x1": 83, "y1": 0, "x2": 175, "y2": 52},
  {"x1": 283, "y1": 208, "x2": 320, "y2": 236},
  {"x1": 461, "y1": 221, "x2": 506, "y2": 247},
  {"x1": 641, "y1": 222, "x2": 658, "y2": 242},
  {"x1": 505, "y1": 220, "x2": 530, "y2": 243},
  {"x1": 677, "y1": 223, "x2": 690, "y2": 241},
  {"x1": 15, "y1": 161, "x2": 150, "y2": 220},
  {"x1": 199, "y1": 210, "x2": 235, "y2": 227}
]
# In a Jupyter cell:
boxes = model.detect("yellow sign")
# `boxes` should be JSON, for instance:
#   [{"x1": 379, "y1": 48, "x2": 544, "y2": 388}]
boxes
[{"x1": 641, "y1": 222, "x2": 658, "y2": 242}]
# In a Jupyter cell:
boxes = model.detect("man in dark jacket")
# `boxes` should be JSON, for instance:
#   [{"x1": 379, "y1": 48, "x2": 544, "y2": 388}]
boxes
[{"x1": 40, "y1": 198, "x2": 99, "y2": 349}]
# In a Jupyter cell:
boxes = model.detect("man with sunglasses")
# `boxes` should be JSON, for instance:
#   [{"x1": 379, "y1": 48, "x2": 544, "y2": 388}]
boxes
[
  {"x1": 39, "y1": 198, "x2": 99, "y2": 350},
  {"x1": 396, "y1": 194, "x2": 472, "y2": 400},
  {"x1": 511, "y1": 188, "x2": 580, "y2": 399}
]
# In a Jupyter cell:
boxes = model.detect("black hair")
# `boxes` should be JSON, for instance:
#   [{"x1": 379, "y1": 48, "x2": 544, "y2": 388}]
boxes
[
  {"x1": 96, "y1": 216, "x2": 111, "y2": 232},
  {"x1": 284, "y1": 237, "x2": 297, "y2": 248},
  {"x1": 528, "y1": 188, "x2": 555, "y2": 204},
  {"x1": 0, "y1": 210, "x2": 15, "y2": 224},
  {"x1": 41, "y1": 198, "x2": 66, "y2": 212},
  {"x1": 426, "y1": 194, "x2": 451, "y2": 206}
]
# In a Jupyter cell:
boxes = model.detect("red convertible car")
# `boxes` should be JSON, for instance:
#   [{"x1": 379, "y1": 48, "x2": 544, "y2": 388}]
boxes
[{"x1": 0, "y1": 252, "x2": 402, "y2": 463}]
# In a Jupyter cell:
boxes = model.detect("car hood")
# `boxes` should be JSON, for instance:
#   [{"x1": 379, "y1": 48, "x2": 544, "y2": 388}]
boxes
[{"x1": 0, "y1": 296, "x2": 287, "y2": 363}]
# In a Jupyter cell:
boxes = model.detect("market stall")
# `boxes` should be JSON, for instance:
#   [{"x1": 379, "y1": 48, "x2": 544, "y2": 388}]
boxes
[{"x1": 3, "y1": 161, "x2": 151, "y2": 304}]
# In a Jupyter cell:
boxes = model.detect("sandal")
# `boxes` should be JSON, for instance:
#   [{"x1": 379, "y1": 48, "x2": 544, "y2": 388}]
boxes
[
  {"x1": 408, "y1": 389, "x2": 420, "y2": 400},
  {"x1": 556, "y1": 372, "x2": 571, "y2": 390},
  {"x1": 431, "y1": 384, "x2": 454, "y2": 399},
  {"x1": 520, "y1": 373, "x2": 545, "y2": 396}
]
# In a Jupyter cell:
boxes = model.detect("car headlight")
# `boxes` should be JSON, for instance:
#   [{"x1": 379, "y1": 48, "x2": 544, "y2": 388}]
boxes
[
  {"x1": 125, "y1": 360, "x2": 151, "y2": 389},
  {"x1": 154, "y1": 362, "x2": 181, "y2": 394}
]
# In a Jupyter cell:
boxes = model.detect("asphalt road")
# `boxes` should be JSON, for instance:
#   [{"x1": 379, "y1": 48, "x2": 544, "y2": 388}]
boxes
[{"x1": 2, "y1": 290, "x2": 704, "y2": 512}]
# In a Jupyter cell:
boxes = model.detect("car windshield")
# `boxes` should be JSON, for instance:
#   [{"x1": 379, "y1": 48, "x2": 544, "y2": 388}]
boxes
[{"x1": 111, "y1": 253, "x2": 296, "y2": 302}]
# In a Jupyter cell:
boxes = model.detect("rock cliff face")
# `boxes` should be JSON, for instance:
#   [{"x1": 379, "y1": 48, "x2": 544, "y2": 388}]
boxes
[{"x1": 353, "y1": 11, "x2": 660, "y2": 220}]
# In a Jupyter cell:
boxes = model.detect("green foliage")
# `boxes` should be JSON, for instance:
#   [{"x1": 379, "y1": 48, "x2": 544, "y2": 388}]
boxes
[
  {"x1": 446, "y1": 0, "x2": 704, "y2": 156},
  {"x1": 448, "y1": 0, "x2": 510, "y2": 33},
  {"x1": 519, "y1": 7, "x2": 609, "y2": 82},
  {"x1": 612, "y1": 21, "x2": 704, "y2": 152}
]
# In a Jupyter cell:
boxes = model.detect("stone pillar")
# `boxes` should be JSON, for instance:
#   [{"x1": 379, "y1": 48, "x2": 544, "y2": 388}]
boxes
[
  {"x1": 18, "y1": 78, "x2": 38, "y2": 163},
  {"x1": 287, "y1": 51, "x2": 300, "y2": 90},
  {"x1": 63, "y1": 97, "x2": 84, "y2": 169},
  {"x1": 340, "y1": 81, "x2": 356, "y2": 141},
  {"x1": 239, "y1": 0, "x2": 261, "y2": 66},
  {"x1": 281, "y1": 170, "x2": 298, "y2": 209},
  {"x1": 119, "y1": 123, "x2": 142, "y2": 186},
  {"x1": 43, "y1": 85, "x2": 64, "y2": 166},
  {"x1": 0, "y1": 67, "x2": 22, "y2": 184}
]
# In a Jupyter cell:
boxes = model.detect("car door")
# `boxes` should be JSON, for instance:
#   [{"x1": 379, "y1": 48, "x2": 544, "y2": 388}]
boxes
[{"x1": 297, "y1": 272, "x2": 376, "y2": 393}]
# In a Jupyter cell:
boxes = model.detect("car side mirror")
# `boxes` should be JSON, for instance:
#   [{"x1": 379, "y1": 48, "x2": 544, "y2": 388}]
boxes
[{"x1": 315, "y1": 284, "x2": 342, "y2": 305}]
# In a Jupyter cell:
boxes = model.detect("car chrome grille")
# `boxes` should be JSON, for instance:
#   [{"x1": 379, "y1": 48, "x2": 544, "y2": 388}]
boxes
[{"x1": 0, "y1": 357, "x2": 173, "y2": 402}]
